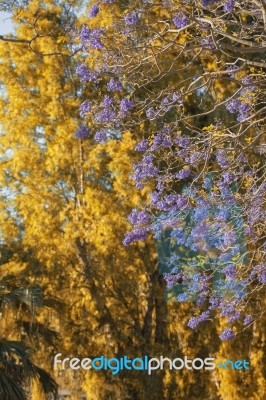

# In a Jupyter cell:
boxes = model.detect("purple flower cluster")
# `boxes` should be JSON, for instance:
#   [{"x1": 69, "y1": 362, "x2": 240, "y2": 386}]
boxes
[
  {"x1": 123, "y1": 227, "x2": 149, "y2": 246},
  {"x1": 102, "y1": 95, "x2": 113, "y2": 108},
  {"x1": 220, "y1": 300, "x2": 237, "y2": 317},
  {"x1": 187, "y1": 311, "x2": 210, "y2": 329},
  {"x1": 146, "y1": 107, "x2": 156, "y2": 120},
  {"x1": 120, "y1": 97, "x2": 134, "y2": 117},
  {"x1": 80, "y1": 100, "x2": 93, "y2": 117},
  {"x1": 124, "y1": 12, "x2": 139, "y2": 26},
  {"x1": 219, "y1": 328, "x2": 235, "y2": 341},
  {"x1": 164, "y1": 273, "x2": 183, "y2": 289},
  {"x1": 76, "y1": 64, "x2": 99, "y2": 83},
  {"x1": 73, "y1": 125, "x2": 91, "y2": 139},
  {"x1": 80, "y1": 25, "x2": 105, "y2": 50},
  {"x1": 132, "y1": 154, "x2": 159, "y2": 189},
  {"x1": 215, "y1": 149, "x2": 230, "y2": 169},
  {"x1": 173, "y1": 13, "x2": 189, "y2": 29},
  {"x1": 75, "y1": 0, "x2": 264, "y2": 342},
  {"x1": 243, "y1": 315, "x2": 252, "y2": 325},
  {"x1": 151, "y1": 193, "x2": 189, "y2": 212},
  {"x1": 135, "y1": 139, "x2": 149, "y2": 152},
  {"x1": 224, "y1": 0, "x2": 235, "y2": 12},
  {"x1": 208, "y1": 297, "x2": 219, "y2": 310},
  {"x1": 175, "y1": 168, "x2": 191, "y2": 180},
  {"x1": 89, "y1": 3, "x2": 100, "y2": 18},
  {"x1": 226, "y1": 65, "x2": 239, "y2": 78},
  {"x1": 94, "y1": 95, "x2": 116, "y2": 123},
  {"x1": 223, "y1": 265, "x2": 236, "y2": 279},
  {"x1": 201, "y1": 0, "x2": 218, "y2": 6},
  {"x1": 227, "y1": 311, "x2": 241, "y2": 323},
  {"x1": 226, "y1": 99, "x2": 250, "y2": 122},
  {"x1": 94, "y1": 130, "x2": 107, "y2": 143},
  {"x1": 175, "y1": 135, "x2": 190, "y2": 148},
  {"x1": 250, "y1": 264, "x2": 266, "y2": 284},
  {"x1": 128, "y1": 209, "x2": 150, "y2": 225},
  {"x1": 95, "y1": 108, "x2": 116, "y2": 123},
  {"x1": 148, "y1": 133, "x2": 173, "y2": 151},
  {"x1": 200, "y1": 38, "x2": 215, "y2": 50},
  {"x1": 107, "y1": 77, "x2": 123, "y2": 92}
]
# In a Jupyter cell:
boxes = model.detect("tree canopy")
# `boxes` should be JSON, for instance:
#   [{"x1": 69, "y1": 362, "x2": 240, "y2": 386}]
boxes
[{"x1": 0, "y1": 0, "x2": 265, "y2": 399}]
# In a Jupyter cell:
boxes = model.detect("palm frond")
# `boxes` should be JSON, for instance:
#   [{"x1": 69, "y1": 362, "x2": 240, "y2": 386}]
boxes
[
  {"x1": 0, "y1": 371, "x2": 28, "y2": 400},
  {"x1": 0, "y1": 339, "x2": 58, "y2": 399},
  {"x1": 16, "y1": 321, "x2": 60, "y2": 346},
  {"x1": 30, "y1": 365, "x2": 58, "y2": 399}
]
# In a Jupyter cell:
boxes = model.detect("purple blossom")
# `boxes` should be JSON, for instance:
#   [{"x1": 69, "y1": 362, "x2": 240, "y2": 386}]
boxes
[
  {"x1": 215, "y1": 149, "x2": 230, "y2": 169},
  {"x1": 239, "y1": 102, "x2": 249, "y2": 113},
  {"x1": 80, "y1": 25, "x2": 105, "y2": 49},
  {"x1": 89, "y1": 37, "x2": 105, "y2": 50},
  {"x1": 258, "y1": 272, "x2": 266, "y2": 284},
  {"x1": 209, "y1": 297, "x2": 219, "y2": 310},
  {"x1": 242, "y1": 76, "x2": 256, "y2": 91},
  {"x1": 172, "y1": 92, "x2": 182, "y2": 104},
  {"x1": 188, "y1": 316, "x2": 200, "y2": 329},
  {"x1": 102, "y1": 95, "x2": 113, "y2": 108},
  {"x1": 135, "y1": 140, "x2": 149, "y2": 152},
  {"x1": 123, "y1": 227, "x2": 149, "y2": 246},
  {"x1": 94, "y1": 130, "x2": 107, "y2": 143},
  {"x1": 76, "y1": 64, "x2": 99, "y2": 82},
  {"x1": 201, "y1": 0, "x2": 218, "y2": 6},
  {"x1": 224, "y1": 0, "x2": 235, "y2": 12},
  {"x1": 202, "y1": 175, "x2": 212, "y2": 190},
  {"x1": 124, "y1": 11, "x2": 139, "y2": 25},
  {"x1": 164, "y1": 194, "x2": 188, "y2": 209},
  {"x1": 201, "y1": 38, "x2": 215, "y2": 50},
  {"x1": 80, "y1": 100, "x2": 92, "y2": 117},
  {"x1": 223, "y1": 230, "x2": 237, "y2": 247},
  {"x1": 95, "y1": 108, "x2": 116, "y2": 123},
  {"x1": 173, "y1": 13, "x2": 189, "y2": 29},
  {"x1": 162, "y1": 135, "x2": 172, "y2": 147},
  {"x1": 237, "y1": 112, "x2": 249, "y2": 122},
  {"x1": 220, "y1": 303, "x2": 236, "y2": 317},
  {"x1": 223, "y1": 265, "x2": 236, "y2": 279},
  {"x1": 199, "y1": 311, "x2": 210, "y2": 321},
  {"x1": 171, "y1": 228, "x2": 186, "y2": 244},
  {"x1": 188, "y1": 152, "x2": 202, "y2": 164},
  {"x1": 175, "y1": 168, "x2": 191, "y2": 180},
  {"x1": 107, "y1": 77, "x2": 123, "y2": 92},
  {"x1": 128, "y1": 209, "x2": 150, "y2": 225},
  {"x1": 161, "y1": 97, "x2": 173, "y2": 112},
  {"x1": 73, "y1": 125, "x2": 91, "y2": 139},
  {"x1": 243, "y1": 315, "x2": 252, "y2": 325},
  {"x1": 132, "y1": 154, "x2": 159, "y2": 188},
  {"x1": 89, "y1": 4, "x2": 100, "y2": 18},
  {"x1": 226, "y1": 65, "x2": 239, "y2": 78},
  {"x1": 120, "y1": 98, "x2": 134, "y2": 116},
  {"x1": 177, "y1": 293, "x2": 188, "y2": 302},
  {"x1": 175, "y1": 135, "x2": 190, "y2": 148},
  {"x1": 227, "y1": 311, "x2": 241, "y2": 323},
  {"x1": 219, "y1": 328, "x2": 235, "y2": 341},
  {"x1": 164, "y1": 273, "x2": 183, "y2": 289},
  {"x1": 150, "y1": 191, "x2": 160, "y2": 205},
  {"x1": 226, "y1": 98, "x2": 250, "y2": 121},
  {"x1": 222, "y1": 172, "x2": 234, "y2": 183},
  {"x1": 80, "y1": 25, "x2": 92, "y2": 42},
  {"x1": 146, "y1": 107, "x2": 156, "y2": 120},
  {"x1": 226, "y1": 99, "x2": 241, "y2": 113},
  {"x1": 150, "y1": 134, "x2": 164, "y2": 151}
]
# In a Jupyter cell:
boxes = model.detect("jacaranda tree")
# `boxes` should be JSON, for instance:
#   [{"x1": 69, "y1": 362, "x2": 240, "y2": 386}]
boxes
[{"x1": 75, "y1": 0, "x2": 266, "y2": 341}]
